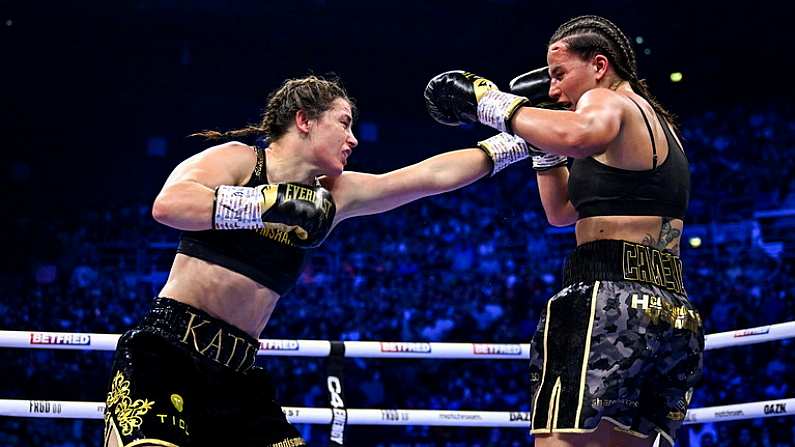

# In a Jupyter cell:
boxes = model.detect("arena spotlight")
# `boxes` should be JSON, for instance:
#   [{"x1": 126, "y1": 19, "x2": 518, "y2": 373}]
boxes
[
  {"x1": 689, "y1": 237, "x2": 702, "y2": 248},
  {"x1": 670, "y1": 72, "x2": 684, "y2": 83}
]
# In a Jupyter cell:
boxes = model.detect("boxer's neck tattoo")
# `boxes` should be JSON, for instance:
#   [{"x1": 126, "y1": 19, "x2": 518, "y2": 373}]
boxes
[{"x1": 642, "y1": 217, "x2": 681, "y2": 255}]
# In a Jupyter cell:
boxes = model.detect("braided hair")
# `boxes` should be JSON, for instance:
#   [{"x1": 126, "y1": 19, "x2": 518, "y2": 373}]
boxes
[
  {"x1": 193, "y1": 75, "x2": 357, "y2": 141},
  {"x1": 550, "y1": 15, "x2": 678, "y2": 131}
]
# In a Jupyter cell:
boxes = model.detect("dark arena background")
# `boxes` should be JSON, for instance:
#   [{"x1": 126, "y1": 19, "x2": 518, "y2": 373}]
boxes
[{"x1": 2, "y1": 1, "x2": 794, "y2": 446}]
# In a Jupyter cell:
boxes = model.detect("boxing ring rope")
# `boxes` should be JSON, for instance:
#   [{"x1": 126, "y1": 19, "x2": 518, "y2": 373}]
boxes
[
  {"x1": 1, "y1": 320, "x2": 794, "y2": 357},
  {"x1": 1, "y1": 321, "x2": 793, "y2": 428},
  {"x1": 1, "y1": 398, "x2": 793, "y2": 426}
]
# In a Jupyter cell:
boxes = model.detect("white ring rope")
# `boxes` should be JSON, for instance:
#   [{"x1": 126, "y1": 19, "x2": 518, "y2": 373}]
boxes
[
  {"x1": 1, "y1": 320, "x2": 793, "y2": 358},
  {"x1": 2, "y1": 398, "x2": 792, "y2": 426},
  {"x1": 2, "y1": 321, "x2": 793, "y2": 438}
]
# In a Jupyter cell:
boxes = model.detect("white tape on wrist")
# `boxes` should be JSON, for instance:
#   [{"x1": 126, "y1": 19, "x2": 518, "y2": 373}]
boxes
[
  {"x1": 478, "y1": 133, "x2": 530, "y2": 176},
  {"x1": 476, "y1": 90, "x2": 527, "y2": 133},
  {"x1": 531, "y1": 153, "x2": 568, "y2": 171},
  {"x1": 213, "y1": 185, "x2": 265, "y2": 230}
]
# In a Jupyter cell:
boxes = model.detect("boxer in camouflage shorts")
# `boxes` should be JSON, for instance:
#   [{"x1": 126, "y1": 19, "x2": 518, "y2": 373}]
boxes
[{"x1": 530, "y1": 240, "x2": 704, "y2": 446}]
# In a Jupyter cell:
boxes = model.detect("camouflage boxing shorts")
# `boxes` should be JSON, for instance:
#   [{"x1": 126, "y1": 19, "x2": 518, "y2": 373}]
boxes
[{"x1": 529, "y1": 240, "x2": 704, "y2": 446}]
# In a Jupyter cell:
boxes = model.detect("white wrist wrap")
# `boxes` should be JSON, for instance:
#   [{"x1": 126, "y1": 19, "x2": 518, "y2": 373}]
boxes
[
  {"x1": 476, "y1": 90, "x2": 527, "y2": 132},
  {"x1": 213, "y1": 185, "x2": 265, "y2": 230},
  {"x1": 532, "y1": 153, "x2": 568, "y2": 171},
  {"x1": 478, "y1": 133, "x2": 530, "y2": 176}
]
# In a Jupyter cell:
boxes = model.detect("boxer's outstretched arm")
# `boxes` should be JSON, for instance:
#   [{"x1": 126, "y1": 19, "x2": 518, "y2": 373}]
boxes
[{"x1": 323, "y1": 148, "x2": 490, "y2": 223}]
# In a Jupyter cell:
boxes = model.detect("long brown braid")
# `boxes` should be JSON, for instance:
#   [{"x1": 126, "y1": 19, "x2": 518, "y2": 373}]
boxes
[{"x1": 550, "y1": 15, "x2": 679, "y2": 133}]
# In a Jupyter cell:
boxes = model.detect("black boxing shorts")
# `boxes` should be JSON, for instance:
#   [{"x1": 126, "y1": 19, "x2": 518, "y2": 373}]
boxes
[
  {"x1": 529, "y1": 240, "x2": 704, "y2": 446},
  {"x1": 103, "y1": 297, "x2": 306, "y2": 447}
]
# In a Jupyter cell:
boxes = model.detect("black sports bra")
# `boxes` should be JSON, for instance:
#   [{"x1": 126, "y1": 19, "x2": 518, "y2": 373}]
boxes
[
  {"x1": 177, "y1": 145, "x2": 309, "y2": 295},
  {"x1": 568, "y1": 97, "x2": 690, "y2": 220}
]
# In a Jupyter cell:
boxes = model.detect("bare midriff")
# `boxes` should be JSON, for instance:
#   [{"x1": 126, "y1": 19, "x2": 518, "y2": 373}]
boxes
[
  {"x1": 575, "y1": 215, "x2": 684, "y2": 255},
  {"x1": 159, "y1": 254, "x2": 280, "y2": 338}
]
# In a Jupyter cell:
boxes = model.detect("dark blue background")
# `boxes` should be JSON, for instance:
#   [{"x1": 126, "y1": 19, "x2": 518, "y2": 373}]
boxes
[{"x1": 2, "y1": 1, "x2": 794, "y2": 446}]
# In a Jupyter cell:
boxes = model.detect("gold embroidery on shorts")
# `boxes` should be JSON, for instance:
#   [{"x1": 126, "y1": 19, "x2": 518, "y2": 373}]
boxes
[
  {"x1": 170, "y1": 394, "x2": 184, "y2": 413},
  {"x1": 105, "y1": 371, "x2": 156, "y2": 436},
  {"x1": 270, "y1": 437, "x2": 307, "y2": 447},
  {"x1": 629, "y1": 293, "x2": 701, "y2": 332},
  {"x1": 622, "y1": 241, "x2": 684, "y2": 293},
  {"x1": 667, "y1": 410, "x2": 685, "y2": 420}
]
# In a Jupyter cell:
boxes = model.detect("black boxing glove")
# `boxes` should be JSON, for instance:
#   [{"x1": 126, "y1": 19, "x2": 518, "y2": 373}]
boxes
[
  {"x1": 213, "y1": 182, "x2": 336, "y2": 248},
  {"x1": 425, "y1": 70, "x2": 528, "y2": 133},
  {"x1": 509, "y1": 66, "x2": 570, "y2": 110}
]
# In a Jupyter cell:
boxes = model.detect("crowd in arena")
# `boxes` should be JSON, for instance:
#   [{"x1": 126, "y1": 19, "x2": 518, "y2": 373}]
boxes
[{"x1": 2, "y1": 104, "x2": 794, "y2": 446}]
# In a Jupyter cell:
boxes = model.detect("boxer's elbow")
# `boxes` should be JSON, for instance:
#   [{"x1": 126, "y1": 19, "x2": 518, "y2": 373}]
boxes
[
  {"x1": 151, "y1": 193, "x2": 176, "y2": 225},
  {"x1": 547, "y1": 214, "x2": 576, "y2": 227},
  {"x1": 150, "y1": 180, "x2": 215, "y2": 230},
  {"x1": 543, "y1": 204, "x2": 578, "y2": 227},
  {"x1": 151, "y1": 188, "x2": 190, "y2": 227}
]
